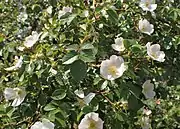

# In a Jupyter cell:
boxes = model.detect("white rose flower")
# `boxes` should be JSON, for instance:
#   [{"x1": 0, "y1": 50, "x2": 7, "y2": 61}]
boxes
[
  {"x1": 31, "y1": 118, "x2": 55, "y2": 129},
  {"x1": 24, "y1": 31, "x2": 41, "y2": 48},
  {"x1": 4, "y1": 56, "x2": 23, "y2": 71},
  {"x1": 142, "y1": 80, "x2": 156, "y2": 99},
  {"x1": 139, "y1": 0, "x2": 157, "y2": 12},
  {"x1": 4, "y1": 87, "x2": 26, "y2": 107},
  {"x1": 111, "y1": 37, "x2": 125, "y2": 52},
  {"x1": 141, "y1": 116, "x2": 151, "y2": 129},
  {"x1": 143, "y1": 109, "x2": 152, "y2": 116},
  {"x1": 78, "y1": 112, "x2": 104, "y2": 129},
  {"x1": 74, "y1": 89, "x2": 95, "y2": 105},
  {"x1": 139, "y1": 19, "x2": 154, "y2": 35},
  {"x1": 100, "y1": 55, "x2": 126, "y2": 80},
  {"x1": 146, "y1": 42, "x2": 165, "y2": 62},
  {"x1": 58, "y1": 7, "x2": 73, "y2": 19}
]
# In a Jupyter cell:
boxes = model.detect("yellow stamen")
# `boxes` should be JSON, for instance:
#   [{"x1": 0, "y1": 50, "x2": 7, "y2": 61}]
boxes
[
  {"x1": 89, "y1": 120, "x2": 96, "y2": 129},
  {"x1": 108, "y1": 66, "x2": 117, "y2": 76}
]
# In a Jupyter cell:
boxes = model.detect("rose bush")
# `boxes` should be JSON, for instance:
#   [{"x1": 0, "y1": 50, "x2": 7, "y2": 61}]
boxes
[{"x1": 0, "y1": 0, "x2": 180, "y2": 129}]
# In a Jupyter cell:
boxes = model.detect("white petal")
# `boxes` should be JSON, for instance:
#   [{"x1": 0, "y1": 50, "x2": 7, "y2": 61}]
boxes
[
  {"x1": 142, "y1": 80, "x2": 156, "y2": 99},
  {"x1": 149, "y1": 4, "x2": 157, "y2": 12},
  {"x1": 46, "y1": 6, "x2": 53, "y2": 14},
  {"x1": 150, "y1": 44, "x2": 160, "y2": 53},
  {"x1": 42, "y1": 118, "x2": 55, "y2": 129},
  {"x1": 146, "y1": 43, "x2": 165, "y2": 62},
  {"x1": 112, "y1": 37, "x2": 125, "y2": 52},
  {"x1": 141, "y1": 116, "x2": 151, "y2": 129},
  {"x1": 31, "y1": 122, "x2": 44, "y2": 129},
  {"x1": 100, "y1": 55, "x2": 126, "y2": 80},
  {"x1": 11, "y1": 88, "x2": 26, "y2": 107},
  {"x1": 74, "y1": 89, "x2": 84, "y2": 99},
  {"x1": 62, "y1": 7, "x2": 72, "y2": 13},
  {"x1": 58, "y1": 11, "x2": 65, "y2": 18},
  {"x1": 15, "y1": 56, "x2": 23, "y2": 68},
  {"x1": 79, "y1": 112, "x2": 104, "y2": 129},
  {"x1": 155, "y1": 51, "x2": 165, "y2": 62},
  {"x1": 143, "y1": 109, "x2": 152, "y2": 116},
  {"x1": 143, "y1": 91, "x2": 156, "y2": 99},
  {"x1": 83, "y1": 92, "x2": 95, "y2": 105},
  {"x1": 4, "y1": 88, "x2": 16, "y2": 100},
  {"x1": 24, "y1": 31, "x2": 40, "y2": 48}
]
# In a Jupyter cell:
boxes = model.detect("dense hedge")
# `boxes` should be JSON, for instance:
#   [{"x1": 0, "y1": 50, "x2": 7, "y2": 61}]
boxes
[{"x1": 0, "y1": 0, "x2": 180, "y2": 129}]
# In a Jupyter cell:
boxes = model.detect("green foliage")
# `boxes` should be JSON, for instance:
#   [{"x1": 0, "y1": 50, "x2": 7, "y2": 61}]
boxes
[{"x1": 0, "y1": 0, "x2": 180, "y2": 129}]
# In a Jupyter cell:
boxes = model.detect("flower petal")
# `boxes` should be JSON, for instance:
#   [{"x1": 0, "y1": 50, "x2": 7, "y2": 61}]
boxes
[
  {"x1": 83, "y1": 92, "x2": 95, "y2": 105},
  {"x1": 31, "y1": 122, "x2": 44, "y2": 129},
  {"x1": 42, "y1": 118, "x2": 55, "y2": 129},
  {"x1": 4, "y1": 88, "x2": 16, "y2": 100}
]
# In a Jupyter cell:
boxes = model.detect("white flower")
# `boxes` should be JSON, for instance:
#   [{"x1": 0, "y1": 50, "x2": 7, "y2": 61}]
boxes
[
  {"x1": 141, "y1": 116, "x2": 151, "y2": 129},
  {"x1": 111, "y1": 37, "x2": 125, "y2": 52},
  {"x1": 4, "y1": 56, "x2": 23, "y2": 71},
  {"x1": 100, "y1": 55, "x2": 126, "y2": 80},
  {"x1": 78, "y1": 112, "x2": 104, "y2": 129},
  {"x1": 146, "y1": 42, "x2": 165, "y2": 62},
  {"x1": 58, "y1": 7, "x2": 73, "y2": 18},
  {"x1": 143, "y1": 109, "x2": 152, "y2": 116},
  {"x1": 4, "y1": 87, "x2": 26, "y2": 107},
  {"x1": 31, "y1": 118, "x2": 55, "y2": 129},
  {"x1": 139, "y1": 0, "x2": 157, "y2": 12},
  {"x1": 75, "y1": 89, "x2": 95, "y2": 105},
  {"x1": 24, "y1": 31, "x2": 41, "y2": 48},
  {"x1": 17, "y1": 12, "x2": 28, "y2": 22},
  {"x1": 139, "y1": 19, "x2": 154, "y2": 35},
  {"x1": 46, "y1": 6, "x2": 53, "y2": 14},
  {"x1": 142, "y1": 80, "x2": 156, "y2": 99}
]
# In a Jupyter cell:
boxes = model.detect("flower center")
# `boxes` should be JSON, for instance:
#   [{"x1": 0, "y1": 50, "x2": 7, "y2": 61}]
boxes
[
  {"x1": 88, "y1": 120, "x2": 96, "y2": 129},
  {"x1": 108, "y1": 66, "x2": 117, "y2": 76},
  {"x1": 151, "y1": 52, "x2": 157, "y2": 59}
]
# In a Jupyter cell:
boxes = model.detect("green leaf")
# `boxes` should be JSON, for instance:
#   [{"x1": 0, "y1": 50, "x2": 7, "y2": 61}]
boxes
[
  {"x1": 80, "y1": 43, "x2": 94, "y2": 50},
  {"x1": 66, "y1": 44, "x2": 79, "y2": 51},
  {"x1": 48, "y1": 0, "x2": 57, "y2": 7},
  {"x1": 106, "y1": 9, "x2": 119, "y2": 24},
  {"x1": 51, "y1": 89, "x2": 66, "y2": 100},
  {"x1": 44, "y1": 103, "x2": 56, "y2": 111},
  {"x1": 0, "y1": 34, "x2": 4, "y2": 42},
  {"x1": 79, "y1": 50, "x2": 96, "y2": 62},
  {"x1": 38, "y1": 93, "x2": 47, "y2": 106},
  {"x1": 128, "y1": 95, "x2": 143, "y2": 112},
  {"x1": 62, "y1": 52, "x2": 79, "y2": 65},
  {"x1": 124, "y1": 39, "x2": 138, "y2": 49},
  {"x1": 63, "y1": 55, "x2": 78, "y2": 65},
  {"x1": 62, "y1": 14, "x2": 77, "y2": 25},
  {"x1": 70, "y1": 60, "x2": 87, "y2": 81}
]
